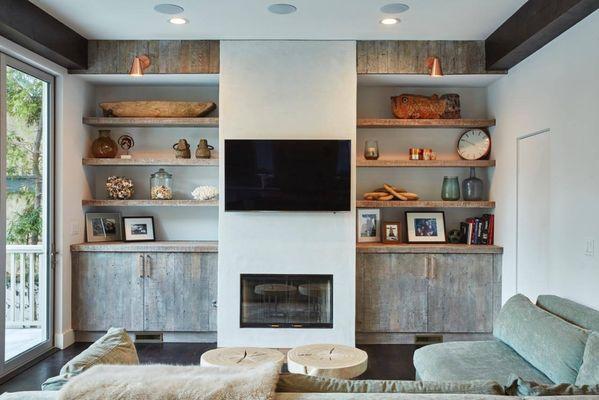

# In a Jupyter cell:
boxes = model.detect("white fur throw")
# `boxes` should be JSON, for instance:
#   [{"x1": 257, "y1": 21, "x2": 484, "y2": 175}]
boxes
[{"x1": 58, "y1": 362, "x2": 282, "y2": 400}]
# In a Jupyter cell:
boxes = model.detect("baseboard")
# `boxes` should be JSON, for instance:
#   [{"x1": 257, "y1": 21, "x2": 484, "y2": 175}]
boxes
[
  {"x1": 75, "y1": 331, "x2": 217, "y2": 343},
  {"x1": 55, "y1": 329, "x2": 75, "y2": 349},
  {"x1": 356, "y1": 332, "x2": 493, "y2": 344}
]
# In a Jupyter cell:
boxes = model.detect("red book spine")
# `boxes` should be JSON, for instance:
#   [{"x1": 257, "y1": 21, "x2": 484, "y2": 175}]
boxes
[{"x1": 489, "y1": 214, "x2": 495, "y2": 245}]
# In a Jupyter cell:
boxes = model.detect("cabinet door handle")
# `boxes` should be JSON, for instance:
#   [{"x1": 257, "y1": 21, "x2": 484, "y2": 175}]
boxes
[
  {"x1": 429, "y1": 256, "x2": 436, "y2": 279},
  {"x1": 137, "y1": 255, "x2": 144, "y2": 278},
  {"x1": 424, "y1": 255, "x2": 430, "y2": 278},
  {"x1": 145, "y1": 255, "x2": 152, "y2": 278}
]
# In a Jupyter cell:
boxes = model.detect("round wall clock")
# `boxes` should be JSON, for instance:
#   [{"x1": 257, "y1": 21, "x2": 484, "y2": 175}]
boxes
[{"x1": 457, "y1": 129, "x2": 491, "y2": 160}]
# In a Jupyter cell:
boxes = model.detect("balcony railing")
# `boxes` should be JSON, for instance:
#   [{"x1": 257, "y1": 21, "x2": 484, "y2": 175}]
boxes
[{"x1": 5, "y1": 245, "x2": 44, "y2": 328}]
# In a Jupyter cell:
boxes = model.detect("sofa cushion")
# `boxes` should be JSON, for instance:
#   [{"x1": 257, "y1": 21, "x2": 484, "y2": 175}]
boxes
[
  {"x1": 537, "y1": 295, "x2": 599, "y2": 332},
  {"x1": 41, "y1": 327, "x2": 138, "y2": 391},
  {"x1": 413, "y1": 340, "x2": 552, "y2": 385},
  {"x1": 507, "y1": 375, "x2": 599, "y2": 396},
  {"x1": 494, "y1": 294, "x2": 589, "y2": 384},
  {"x1": 576, "y1": 331, "x2": 599, "y2": 385},
  {"x1": 276, "y1": 374, "x2": 505, "y2": 395}
]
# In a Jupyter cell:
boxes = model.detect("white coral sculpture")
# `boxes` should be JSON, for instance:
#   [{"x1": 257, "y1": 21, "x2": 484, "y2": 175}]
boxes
[{"x1": 192, "y1": 186, "x2": 219, "y2": 201}]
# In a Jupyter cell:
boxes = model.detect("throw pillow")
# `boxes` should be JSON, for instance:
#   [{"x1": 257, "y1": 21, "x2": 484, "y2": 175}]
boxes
[
  {"x1": 506, "y1": 375, "x2": 599, "y2": 396},
  {"x1": 276, "y1": 374, "x2": 505, "y2": 395},
  {"x1": 576, "y1": 331, "x2": 599, "y2": 385},
  {"x1": 493, "y1": 294, "x2": 589, "y2": 384},
  {"x1": 41, "y1": 327, "x2": 138, "y2": 391}
]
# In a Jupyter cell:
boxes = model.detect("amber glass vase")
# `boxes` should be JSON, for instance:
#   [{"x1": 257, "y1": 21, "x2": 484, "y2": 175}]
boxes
[{"x1": 91, "y1": 130, "x2": 118, "y2": 158}]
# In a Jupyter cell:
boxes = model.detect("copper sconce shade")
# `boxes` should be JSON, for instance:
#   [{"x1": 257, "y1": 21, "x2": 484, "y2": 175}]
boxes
[
  {"x1": 129, "y1": 55, "x2": 151, "y2": 76},
  {"x1": 426, "y1": 57, "x2": 443, "y2": 77}
]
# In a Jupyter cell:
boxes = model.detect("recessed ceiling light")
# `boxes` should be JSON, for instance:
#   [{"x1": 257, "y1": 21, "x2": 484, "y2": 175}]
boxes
[
  {"x1": 268, "y1": 4, "x2": 297, "y2": 15},
  {"x1": 168, "y1": 17, "x2": 188, "y2": 25},
  {"x1": 154, "y1": 4, "x2": 184, "y2": 15},
  {"x1": 380, "y1": 3, "x2": 410, "y2": 14},
  {"x1": 380, "y1": 18, "x2": 400, "y2": 25}
]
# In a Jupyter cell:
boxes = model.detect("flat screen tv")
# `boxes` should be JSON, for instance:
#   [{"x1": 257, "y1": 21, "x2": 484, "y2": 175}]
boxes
[{"x1": 225, "y1": 139, "x2": 351, "y2": 211}]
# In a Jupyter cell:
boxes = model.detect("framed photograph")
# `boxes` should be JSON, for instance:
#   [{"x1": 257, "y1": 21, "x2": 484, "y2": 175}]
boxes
[
  {"x1": 123, "y1": 217, "x2": 155, "y2": 242},
  {"x1": 383, "y1": 221, "x2": 402, "y2": 243},
  {"x1": 357, "y1": 208, "x2": 380, "y2": 243},
  {"x1": 406, "y1": 212, "x2": 446, "y2": 243},
  {"x1": 85, "y1": 213, "x2": 122, "y2": 242}
]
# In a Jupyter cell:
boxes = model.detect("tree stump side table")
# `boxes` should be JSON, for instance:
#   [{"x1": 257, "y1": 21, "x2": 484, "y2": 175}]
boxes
[
  {"x1": 287, "y1": 344, "x2": 368, "y2": 379},
  {"x1": 200, "y1": 347, "x2": 285, "y2": 370}
]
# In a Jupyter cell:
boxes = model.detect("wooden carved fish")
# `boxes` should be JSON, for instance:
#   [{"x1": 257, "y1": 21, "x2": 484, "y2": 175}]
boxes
[{"x1": 391, "y1": 94, "x2": 461, "y2": 119}]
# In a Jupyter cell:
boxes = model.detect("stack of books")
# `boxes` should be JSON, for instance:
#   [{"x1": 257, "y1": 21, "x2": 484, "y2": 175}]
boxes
[{"x1": 460, "y1": 214, "x2": 494, "y2": 245}]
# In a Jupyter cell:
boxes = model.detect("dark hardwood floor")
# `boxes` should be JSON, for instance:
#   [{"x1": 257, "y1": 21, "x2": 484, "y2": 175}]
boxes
[{"x1": 0, "y1": 343, "x2": 417, "y2": 394}]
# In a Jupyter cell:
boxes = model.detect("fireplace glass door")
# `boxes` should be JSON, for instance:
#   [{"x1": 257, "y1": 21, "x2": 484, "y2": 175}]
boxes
[{"x1": 240, "y1": 274, "x2": 333, "y2": 328}]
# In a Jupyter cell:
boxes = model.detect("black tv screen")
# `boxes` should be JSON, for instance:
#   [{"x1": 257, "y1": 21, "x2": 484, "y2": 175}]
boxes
[{"x1": 225, "y1": 139, "x2": 351, "y2": 211}]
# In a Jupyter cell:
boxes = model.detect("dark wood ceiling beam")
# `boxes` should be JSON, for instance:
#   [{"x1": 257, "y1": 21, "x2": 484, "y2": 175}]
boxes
[
  {"x1": 486, "y1": 0, "x2": 599, "y2": 70},
  {"x1": 0, "y1": 0, "x2": 87, "y2": 69}
]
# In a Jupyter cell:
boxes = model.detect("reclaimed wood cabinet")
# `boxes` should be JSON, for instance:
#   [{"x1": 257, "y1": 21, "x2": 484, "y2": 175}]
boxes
[
  {"x1": 356, "y1": 250, "x2": 501, "y2": 337},
  {"x1": 72, "y1": 243, "x2": 217, "y2": 333}
]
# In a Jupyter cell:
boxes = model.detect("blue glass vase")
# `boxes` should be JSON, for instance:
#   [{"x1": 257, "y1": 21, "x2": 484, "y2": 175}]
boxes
[
  {"x1": 462, "y1": 168, "x2": 483, "y2": 201},
  {"x1": 441, "y1": 176, "x2": 460, "y2": 201}
]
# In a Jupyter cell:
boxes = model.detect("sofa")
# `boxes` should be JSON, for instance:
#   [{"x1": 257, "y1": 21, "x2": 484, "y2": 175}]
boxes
[
  {"x1": 414, "y1": 294, "x2": 599, "y2": 386},
  {"x1": 2, "y1": 295, "x2": 599, "y2": 399}
]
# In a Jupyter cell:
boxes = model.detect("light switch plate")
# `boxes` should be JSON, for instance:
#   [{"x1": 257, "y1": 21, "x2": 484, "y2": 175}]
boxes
[{"x1": 584, "y1": 238, "x2": 595, "y2": 257}]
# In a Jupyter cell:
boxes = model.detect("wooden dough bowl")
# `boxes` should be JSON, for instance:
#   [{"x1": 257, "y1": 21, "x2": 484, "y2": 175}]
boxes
[{"x1": 100, "y1": 101, "x2": 217, "y2": 118}]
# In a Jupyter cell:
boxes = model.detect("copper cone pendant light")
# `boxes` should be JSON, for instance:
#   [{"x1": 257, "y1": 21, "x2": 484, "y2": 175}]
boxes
[
  {"x1": 426, "y1": 57, "x2": 443, "y2": 77},
  {"x1": 129, "y1": 55, "x2": 151, "y2": 77}
]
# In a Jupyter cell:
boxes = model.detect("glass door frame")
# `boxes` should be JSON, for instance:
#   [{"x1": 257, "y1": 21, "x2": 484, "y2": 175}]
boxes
[{"x1": 0, "y1": 53, "x2": 55, "y2": 377}]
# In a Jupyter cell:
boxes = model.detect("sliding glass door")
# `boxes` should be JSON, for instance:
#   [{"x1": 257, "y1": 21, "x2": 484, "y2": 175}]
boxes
[{"x1": 0, "y1": 54, "x2": 54, "y2": 375}]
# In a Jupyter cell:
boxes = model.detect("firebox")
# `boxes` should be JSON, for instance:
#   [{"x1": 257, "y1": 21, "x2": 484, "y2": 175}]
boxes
[{"x1": 240, "y1": 274, "x2": 333, "y2": 328}]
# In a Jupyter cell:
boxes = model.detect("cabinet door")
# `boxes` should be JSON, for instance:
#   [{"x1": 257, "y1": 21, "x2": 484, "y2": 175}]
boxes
[
  {"x1": 143, "y1": 252, "x2": 217, "y2": 331},
  {"x1": 357, "y1": 253, "x2": 428, "y2": 333},
  {"x1": 72, "y1": 252, "x2": 144, "y2": 331},
  {"x1": 427, "y1": 254, "x2": 494, "y2": 333}
]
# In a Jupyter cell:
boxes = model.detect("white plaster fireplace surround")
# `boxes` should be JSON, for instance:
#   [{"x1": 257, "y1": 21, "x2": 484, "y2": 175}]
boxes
[{"x1": 218, "y1": 41, "x2": 357, "y2": 347}]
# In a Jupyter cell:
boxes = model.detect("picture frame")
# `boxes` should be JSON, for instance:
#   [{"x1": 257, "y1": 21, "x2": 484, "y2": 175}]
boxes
[
  {"x1": 123, "y1": 216, "x2": 156, "y2": 242},
  {"x1": 357, "y1": 208, "x2": 381, "y2": 243},
  {"x1": 85, "y1": 212, "x2": 122, "y2": 242},
  {"x1": 382, "y1": 221, "x2": 402, "y2": 244},
  {"x1": 405, "y1": 211, "x2": 446, "y2": 243}
]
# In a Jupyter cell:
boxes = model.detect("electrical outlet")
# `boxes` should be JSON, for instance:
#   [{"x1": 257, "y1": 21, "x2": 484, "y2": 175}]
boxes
[
  {"x1": 70, "y1": 221, "x2": 80, "y2": 236},
  {"x1": 584, "y1": 238, "x2": 595, "y2": 257}
]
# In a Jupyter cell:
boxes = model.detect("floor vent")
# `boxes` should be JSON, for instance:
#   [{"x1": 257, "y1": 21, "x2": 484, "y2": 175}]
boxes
[
  {"x1": 134, "y1": 333, "x2": 163, "y2": 343},
  {"x1": 414, "y1": 335, "x2": 443, "y2": 345}
]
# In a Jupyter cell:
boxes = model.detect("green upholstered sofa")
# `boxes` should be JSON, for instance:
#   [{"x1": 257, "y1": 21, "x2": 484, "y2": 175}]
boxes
[{"x1": 414, "y1": 294, "x2": 599, "y2": 386}]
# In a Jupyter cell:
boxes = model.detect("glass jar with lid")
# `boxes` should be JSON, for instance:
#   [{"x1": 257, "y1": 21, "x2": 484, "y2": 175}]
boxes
[{"x1": 150, "y1": 168, "x2": 173, "y2": 200}]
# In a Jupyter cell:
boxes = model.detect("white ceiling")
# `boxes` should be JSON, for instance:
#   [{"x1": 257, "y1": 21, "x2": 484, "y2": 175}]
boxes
[{"x1": 31, "y1": 0, "x2": 527, "y2": 41}]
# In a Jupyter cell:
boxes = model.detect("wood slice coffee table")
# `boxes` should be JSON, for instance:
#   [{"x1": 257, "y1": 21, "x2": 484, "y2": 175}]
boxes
[
  {"x1": 200, "y1": 347, "x2": 285, "y2": 369},
  {"x1": 287, "y1": 344, "x2": 368, "y2": 378}
]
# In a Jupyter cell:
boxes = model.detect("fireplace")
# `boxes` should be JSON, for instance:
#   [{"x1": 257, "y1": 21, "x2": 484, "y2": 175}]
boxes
[{"x1": 240, "y1": 274, "x2": 333, "y2": 328}]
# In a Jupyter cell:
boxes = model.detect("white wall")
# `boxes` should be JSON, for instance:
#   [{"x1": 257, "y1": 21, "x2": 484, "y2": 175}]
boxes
[
  {"x1": 487, "y1": 10, "x2": 599, "y2": 308},
  {"x1": 89, "y1": 85, "x2": 219, "y2": 240},
  {"x1": 218, "y1": 41, "x2": 356, "y2": 347},
  {"x1": 0, "y1": 36, "x2": 94, "y2": 348}
]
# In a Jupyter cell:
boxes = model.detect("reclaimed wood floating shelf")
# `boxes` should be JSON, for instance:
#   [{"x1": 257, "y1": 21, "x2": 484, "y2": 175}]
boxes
[
  {"x1": 82, "y1": 199, "x2": 218, "y2": 207},
  {"x1": 356, "y1": 159, "x2": 495, "y2": 168},
  {"x1": 357, "y1": 118, "x2": 496, "y2": 129},
  {"x1": 82, "y1": 117, "x2": 219, "y2": 127},
  {"x1": 82, "y1": 158, "x2": 218, "y2": 166},
  {"x1": 357, "y1": 200, "x2": 495, "y2": 208},
  {"x1": 71, "y1": 240, "x2": 218, "y2": 253},
  {"x1": 356, "y1": 243, "x2": 503, "y2": 254}
]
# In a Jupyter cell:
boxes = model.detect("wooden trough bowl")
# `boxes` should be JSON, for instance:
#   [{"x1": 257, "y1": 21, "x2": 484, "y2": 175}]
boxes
[{"x1": 99, "y1": 101, "x2": 217, "y2": 118}]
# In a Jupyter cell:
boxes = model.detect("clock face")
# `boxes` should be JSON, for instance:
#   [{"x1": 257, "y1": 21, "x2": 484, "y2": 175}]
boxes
[{"x1": 457, "y1": 129, "x2": 491, "y2": 160}]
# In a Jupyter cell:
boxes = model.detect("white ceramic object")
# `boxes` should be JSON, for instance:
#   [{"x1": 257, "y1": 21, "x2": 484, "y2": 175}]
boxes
[{"x1": 192, "y1": 186, "x2": 218, "y2": 200}]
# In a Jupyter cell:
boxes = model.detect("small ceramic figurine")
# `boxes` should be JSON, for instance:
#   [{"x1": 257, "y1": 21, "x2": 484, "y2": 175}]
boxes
[
  {"x1": 118, "y1": 134, "x2": 134, "y2": 159},
  {"x1": 173, "y1": 139, "x2": 191, "y2": 159},
  {"x1": 196, "y1": 139, "x2": 214, "y2": 159}
]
